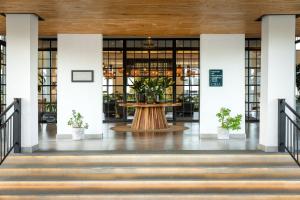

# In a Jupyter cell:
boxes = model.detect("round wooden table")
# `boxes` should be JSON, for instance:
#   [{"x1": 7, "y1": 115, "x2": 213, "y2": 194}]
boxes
[{"x1": 119, "y1": 103, "x2": 181, "y2": 131}]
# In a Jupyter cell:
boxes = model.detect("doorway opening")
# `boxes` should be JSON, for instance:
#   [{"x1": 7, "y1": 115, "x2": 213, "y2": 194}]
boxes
[{"x1": 103, "y1": 38, "x2": 200, "y2": 123}]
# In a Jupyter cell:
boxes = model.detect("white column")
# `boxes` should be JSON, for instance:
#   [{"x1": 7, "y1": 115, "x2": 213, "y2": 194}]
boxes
[
  {"x1": 199, "y1": 34, "x2": 245, "y2": 138},
  {"x1": 259, "y1": 15, "x2": 296, "y2": 152},
  {"x1": 57, "y1": 34, "x2": 103, "y2": 139},
  {"x1": 6, "y1": 14, "x2": 39, "y2": 152}
]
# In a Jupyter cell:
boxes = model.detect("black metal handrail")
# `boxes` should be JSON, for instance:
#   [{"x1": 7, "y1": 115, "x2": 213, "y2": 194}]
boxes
[
  {"x1": 278, "y1": 99, "x2": 300, "y2": 166},
  {"x1": 0, "y1": 98, "x2": 21, "y2": 165}
]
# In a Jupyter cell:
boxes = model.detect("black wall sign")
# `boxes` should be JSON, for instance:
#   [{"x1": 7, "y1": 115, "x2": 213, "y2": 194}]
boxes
[{"x1": 209, "y1": 69, "x2": 223, "y2": 87}]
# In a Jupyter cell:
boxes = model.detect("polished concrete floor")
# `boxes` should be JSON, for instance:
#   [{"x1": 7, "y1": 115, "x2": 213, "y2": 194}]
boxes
[{"x1": 38, "y1": 122, "x2": 259, "y2": 151}]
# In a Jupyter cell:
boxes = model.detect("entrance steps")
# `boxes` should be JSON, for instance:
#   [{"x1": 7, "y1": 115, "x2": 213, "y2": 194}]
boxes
[{"x1": 0, "y1": 153, "x2": 299, "y2": 199}]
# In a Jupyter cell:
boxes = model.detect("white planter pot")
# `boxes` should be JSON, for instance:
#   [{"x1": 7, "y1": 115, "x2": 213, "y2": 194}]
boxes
[
  {"x1": 217, "y1": 127, "x2": 229, "y2": 140},
  {"x1": 71, "y1": 128, "x2": 84, "y2": 140}
]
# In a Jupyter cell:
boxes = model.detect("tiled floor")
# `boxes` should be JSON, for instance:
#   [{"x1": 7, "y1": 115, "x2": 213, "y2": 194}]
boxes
[{"x1": 38, "y1": 122, "x2": 259, "y2": 151}]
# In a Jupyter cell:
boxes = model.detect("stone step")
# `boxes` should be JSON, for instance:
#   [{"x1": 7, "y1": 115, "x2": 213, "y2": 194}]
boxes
[
  {"x1": 0, "y1": 180, "x2": 300, "y2": 195},
  {"x1": 0, "y1": 167, "x2": 300, "y2": 180},
  {"x1": 1, "y1": 194, "x2": 300, "y2": 200},
  {"x1": 1, "y1": 153, "x2": 299, "y2": 198},
  {"x1": 3, "y1": 154, "x2": 296, "y2": 167}
]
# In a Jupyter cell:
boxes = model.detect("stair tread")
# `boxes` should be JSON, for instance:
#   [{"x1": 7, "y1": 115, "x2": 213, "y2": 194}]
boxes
[
  {"x1": 1, "y1": 153, "x2": 299, "y2": 197},
  {"x1": 0, "y1": 165, "x2": 300, "y2": 174},
  {"x1": 2, "y1": 194, "x2": 300, "y2": 200}
]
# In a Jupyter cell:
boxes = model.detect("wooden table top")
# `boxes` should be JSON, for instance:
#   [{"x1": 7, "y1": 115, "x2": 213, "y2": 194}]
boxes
[{"x1": 119, "y1": 102, "x2": 181, "y2": 108}]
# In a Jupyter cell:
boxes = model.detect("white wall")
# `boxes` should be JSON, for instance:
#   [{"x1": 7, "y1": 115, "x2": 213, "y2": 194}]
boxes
[
  {"x1": 200, "y1": 34, "x2": 245, "y2": 135},
  {"x1": 259, "y1": 15, "x2": 296, "y2": 151},
  {"x1": 57, "y1": 34, "x2": 103, "y2": 137},
  {"x1": 6, "y1": 14, "x2": 39, "y2": 151}
]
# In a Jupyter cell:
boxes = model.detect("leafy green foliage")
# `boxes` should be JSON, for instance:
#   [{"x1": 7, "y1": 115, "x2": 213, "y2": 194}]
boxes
[
  {"x1": 38, "y1": 74, "x2": 45, "y2": 93},
  {"x1": 45, "y1": 103, "x2": 57, "y2": 113},
  {"x1": 130, "y1": 77, "x2": 174, "y2": 103},
  {"x1": 216, "y1": 107, "x2": 242, "y2": 131},
  {"x1": 130, "y1": 78, "x2": 146, "y2": 94},
  {"x1": 144, "y1": 77, "x2": 174, "y2": 103},
  {"x1": 67, "y1": 110, "x2": 88, "y2": 129}
]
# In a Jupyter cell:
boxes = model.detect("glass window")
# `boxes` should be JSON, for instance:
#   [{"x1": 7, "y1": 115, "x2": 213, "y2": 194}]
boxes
[
  {"x1": 175, "y1": 40, "x2": 200, "y2": 121},
  {"x1": 103, "y1": 39, "x2": 124, "y2": 121},
  {"x1": 0, "y1": 38, "x2": 6, "y2": 112},
  {"x1": 245, "y1": 39, "x2": 261, "y2": 121},
  {"x1": 38, "y1": 39, "x2": 57, "y2": 123}
]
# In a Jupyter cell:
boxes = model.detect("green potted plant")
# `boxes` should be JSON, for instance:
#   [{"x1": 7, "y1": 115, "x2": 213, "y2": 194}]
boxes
[
  {"x1": 144, "y1": 78, "x2": 159, "y2": 103},
  {"x1": 67, "y1": 110, "x2": 88, "y2": 140},
  {"x1": 45, "y1": 103, "x2": 57, "y2": 113},
  {"x1": 38, "y1": 73, "x2": 45, "y2": 93},
  {"x1": 144, "y1": 77, "x2": 174, "y2": 103},
  {"x1": 41, "y1": 103, "x2": 57, "y2": 123},
  {"x1": 216, "y1": 107, "x2": 242, "y2": 139},
  {"x1": 130, "y1": 77, "x2": 174, "y2": 104},
  {"x1": 130, "y1": 78, "x2": 146, "y2": 103}
]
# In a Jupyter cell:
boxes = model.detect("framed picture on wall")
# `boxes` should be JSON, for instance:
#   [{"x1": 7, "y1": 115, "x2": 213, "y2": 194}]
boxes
[{"x1": 71, "y1": 70, "x2": 94, "y2": 82}]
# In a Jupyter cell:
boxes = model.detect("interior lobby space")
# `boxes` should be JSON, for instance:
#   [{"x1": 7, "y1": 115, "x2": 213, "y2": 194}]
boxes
[{"x1": 35, "y1": 37, "x2": 262, "y2": 152}]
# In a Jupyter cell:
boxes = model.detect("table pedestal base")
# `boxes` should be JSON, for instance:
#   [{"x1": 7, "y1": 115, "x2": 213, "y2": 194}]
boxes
[
  {"x1": 111, "y1": 124, "x2": 188, "y2": 133},
  {"x1": 131, "y1": 107, "x2": 168, "y2": 131}
]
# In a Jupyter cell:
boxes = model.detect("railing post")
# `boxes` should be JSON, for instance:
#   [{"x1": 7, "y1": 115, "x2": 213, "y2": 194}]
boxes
[
  {"x1": 13, "y1": 98, "x2": 21, "y2": 153},
  {"x1": 278, "y1": 98, "x2": 286, "y2": 152}
]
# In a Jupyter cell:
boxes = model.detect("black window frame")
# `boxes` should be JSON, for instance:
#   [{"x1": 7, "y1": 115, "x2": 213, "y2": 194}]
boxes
[
  {"x1": 0, "y1": 39, "x2": 6, "y2": 113},
  {"x1": 245, "y1": 38, "x2": 261, "y2": 122},
  {"x1": 103, "y1": 38, "x2": 200, "y2": 123},
  {"x1": 38, "y1": 38, "x2": 57, "y2": 123}
]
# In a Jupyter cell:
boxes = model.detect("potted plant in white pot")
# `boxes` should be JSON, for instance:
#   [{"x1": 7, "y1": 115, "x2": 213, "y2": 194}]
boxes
[
  {"x1": 67, "y1": 110, "x2": 88, "y2": 140},
  {"x1": 216, "y1": 107, "x2": 242, "y2": 139}
]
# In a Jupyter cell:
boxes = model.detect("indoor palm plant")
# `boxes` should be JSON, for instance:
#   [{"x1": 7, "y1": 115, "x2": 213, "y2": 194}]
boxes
[
  {"x1": 130, "y1": 78, "x2": 146, "y2": 102},
  {"x1": 216, "y1": 107, "x2": 242, "y2": 139},
  {"x1": 67, "y1": 110, "x2": 88, "y2": 140}
]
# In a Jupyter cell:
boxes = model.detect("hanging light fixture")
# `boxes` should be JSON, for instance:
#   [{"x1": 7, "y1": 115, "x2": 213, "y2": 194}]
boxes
[
  {"x1": 166, "y1": 70, "x2": 172, "y2": 76},
  {"x1": 176, "y1": 65, "x2": 183, "y2": 77},
  {"x1": 104, "y1": 64, "x2": 116, "y2": 79},
  {"x1": 143, "y1": 36, "x2": 154, "y2": 49}
]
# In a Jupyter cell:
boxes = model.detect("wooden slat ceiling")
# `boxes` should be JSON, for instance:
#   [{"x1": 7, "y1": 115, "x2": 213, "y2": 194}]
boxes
[{"x1": 0, "y1": 0, "x2": 299, "y2": 37}]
